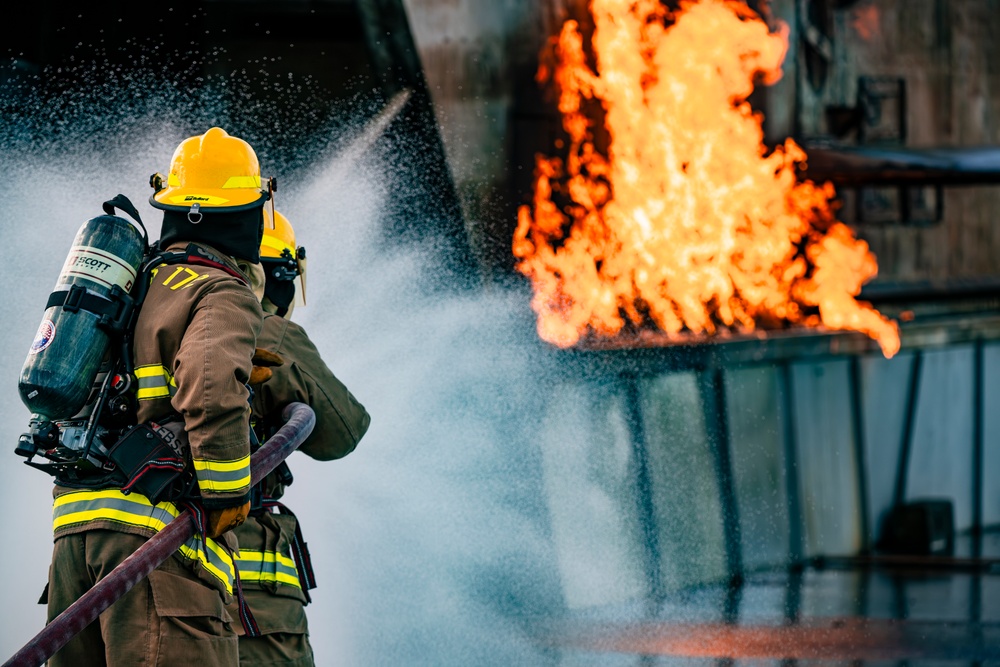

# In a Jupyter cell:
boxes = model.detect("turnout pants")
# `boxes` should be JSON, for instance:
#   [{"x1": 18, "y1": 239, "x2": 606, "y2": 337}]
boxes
[
  {"x1": 45, "y1": 530, "x2": 239, "y2": 667},
  {"x1": 229, "y1": 511, "x2": 314, "y2": 666},
  {"x1": 233, "y1": 589, "x2": 313, "y2": 666}
]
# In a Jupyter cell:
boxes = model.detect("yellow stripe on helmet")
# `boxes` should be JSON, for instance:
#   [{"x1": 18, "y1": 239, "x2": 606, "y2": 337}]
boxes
[
  {"x1": 260, "y1": 235, "x2": 296, "y2": 258},
  {"x1": 222, "y1": 175, "x2": 263, "y2": 189}
]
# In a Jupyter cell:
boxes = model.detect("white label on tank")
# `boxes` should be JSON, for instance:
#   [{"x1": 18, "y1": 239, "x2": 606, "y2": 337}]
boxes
[
  {"x1": 29, "y1": 319, "x2": 56, "y2": 355},
  {"x1": 57, "y1": 245, "x2": 137, "y2": 291}
]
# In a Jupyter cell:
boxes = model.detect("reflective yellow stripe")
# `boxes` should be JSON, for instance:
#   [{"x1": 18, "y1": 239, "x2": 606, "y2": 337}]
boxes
[
  {"x1": 178, "y1": 538, "x2": 236, "y2": 595},
  {"x1": 235, "y1": 549, "x2": 301, "y2": 588},
  {"x1": 197, "y1": 479, "x2": 252, "y2": 493},
  {"x1": 192, "y1": 457, "x2": 248, "y2": 473},
  {"x1": 134, "y1": 364, "x2": 176, "y2": 401},
  {"x1": 236, "y1": 569, "x2": 301, "y2": 588},
  {"x1": 237, "y1": 549, "x2": 297, "y2": 569},
  {"x1": 167, "y1": 173, "x2": 261, "y2": 190},
  {"x1": 260, "y1": 235, "x2": 295, "y2": 258},
  {"x1": 193, "y1": 455, "x2": 251, "y2": 493},
  {"x1": 54, "y1": 507, "x2": 171, "y2": 532},
  {"x1": 137, "y1": 387, "x2": 171, "y2": 400},
  {"x1": 52, "y1": 490, "x2": 235, "y2": 594},
  {"x1": 222, "y1": 175, "x2": 262, "y2": 189},
  {"x1": 134, "y1": 365, "x2": 175, "y2": 379}
]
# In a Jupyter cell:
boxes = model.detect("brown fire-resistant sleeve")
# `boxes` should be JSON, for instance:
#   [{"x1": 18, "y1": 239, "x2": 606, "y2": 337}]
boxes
[
  {"x1": 172, "y1": 279, "x2": 263, "y2": 508},
  {"x1": 253, "y1": 315, "x2": 370, "y2": 460}
]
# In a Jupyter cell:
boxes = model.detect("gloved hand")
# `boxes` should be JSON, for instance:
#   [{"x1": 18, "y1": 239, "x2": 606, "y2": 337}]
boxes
[
  {"x1": 205, "y1": 501, "x2": 251, "y2": 538},
  {"x1": 249, "y1": 347, "x2": 284, "y2": 385}
]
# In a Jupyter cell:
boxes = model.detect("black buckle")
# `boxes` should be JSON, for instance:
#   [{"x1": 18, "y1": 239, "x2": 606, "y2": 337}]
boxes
[
  {"x1": 62, "y1": 284, "x2": 86, "y2": 313},
  {"x1": 97, "y1": 285, "x2": 134, "y2": 334}
]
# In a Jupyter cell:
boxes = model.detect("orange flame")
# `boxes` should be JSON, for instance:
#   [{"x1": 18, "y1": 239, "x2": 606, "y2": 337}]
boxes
[{"x1": 514, "y1": 0, "x2": 900, "y2": 357}]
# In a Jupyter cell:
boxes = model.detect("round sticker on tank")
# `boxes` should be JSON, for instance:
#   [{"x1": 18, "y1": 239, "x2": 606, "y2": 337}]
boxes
[{"x1": 29, "y1": 319, "x2": 56, "y2": 355}]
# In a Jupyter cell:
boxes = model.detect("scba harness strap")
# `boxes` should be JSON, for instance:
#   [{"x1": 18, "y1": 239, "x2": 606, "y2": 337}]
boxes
[
  {"x1": 150, "y1": 244, "x2": 250, "y2": 287},
  {"x1": 45, "y1": 285, "x2": 134, "y2": 334}
]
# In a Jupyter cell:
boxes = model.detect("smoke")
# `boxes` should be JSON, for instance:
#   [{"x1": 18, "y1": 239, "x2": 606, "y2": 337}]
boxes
[{"x1": 0, "y1": 75, "x2": 565, "y2": 664}]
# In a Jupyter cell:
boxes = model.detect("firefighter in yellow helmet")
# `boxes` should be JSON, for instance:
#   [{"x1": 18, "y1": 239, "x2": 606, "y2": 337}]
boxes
[
  {"x1": 46, "y1": 127, "x2": 269, "y2": 666},
  {"x1": 231, "y1": 207, "x2": 370, "y2": 666},
  {"x1": 259, "y1": 207, "x2": 305, "y2": 317}
]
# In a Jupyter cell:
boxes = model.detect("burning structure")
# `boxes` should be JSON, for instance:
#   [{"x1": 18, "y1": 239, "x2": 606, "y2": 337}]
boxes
[{"x1": 514, "y1": 0, "x2": 899, "y2": 355}]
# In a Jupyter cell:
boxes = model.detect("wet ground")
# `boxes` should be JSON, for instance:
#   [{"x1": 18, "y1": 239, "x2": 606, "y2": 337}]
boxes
[{"x1": 540, "y1": 533, "x2": 1000, "y2": 665}]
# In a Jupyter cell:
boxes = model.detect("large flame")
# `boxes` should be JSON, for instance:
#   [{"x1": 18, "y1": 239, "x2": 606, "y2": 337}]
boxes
[{"x1": 513, "y1": 0, "x2": 900, "y2": 357}]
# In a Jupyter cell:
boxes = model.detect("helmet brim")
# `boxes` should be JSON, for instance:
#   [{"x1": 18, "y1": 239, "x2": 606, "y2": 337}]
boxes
[{"x1": 151, "y1": 186, "x2": 268, "y2": 211}]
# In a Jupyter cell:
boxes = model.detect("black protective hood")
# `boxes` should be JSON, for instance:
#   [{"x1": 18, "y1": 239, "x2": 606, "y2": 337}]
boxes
[
  {"x1": 159, "y1": 205, "x2": 265, "y2": 264},
  {"x1": 261, "y1": 255, "x2": 298, "y2": 316}
]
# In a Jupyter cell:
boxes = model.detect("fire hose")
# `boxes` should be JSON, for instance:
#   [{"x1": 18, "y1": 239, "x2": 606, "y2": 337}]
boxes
[{"x1": 3, "y1": 402, "x2": 316, "y2": 667}]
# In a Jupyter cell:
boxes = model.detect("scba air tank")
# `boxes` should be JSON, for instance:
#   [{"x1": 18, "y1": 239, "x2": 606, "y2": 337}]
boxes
[{"x1": 19, "y1": 215, "x2": 146, "y2": 421}]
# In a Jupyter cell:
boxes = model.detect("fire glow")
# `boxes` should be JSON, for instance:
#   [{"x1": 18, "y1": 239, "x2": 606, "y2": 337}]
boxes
[{"x1": 513, "y1": 0, "x2": 900, "y2": 357}]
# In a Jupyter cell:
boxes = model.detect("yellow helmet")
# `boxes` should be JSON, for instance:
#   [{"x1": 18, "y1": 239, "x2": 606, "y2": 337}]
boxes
[
  {"x1": 261, "y1": 207, "x2": 297, "y2": 259},
  {"x1": 260, "y1": 207, "x2": 306, "y2": 317},
  {"x1": 150, "y1": 127, "x2": 270, "y2": 211}
]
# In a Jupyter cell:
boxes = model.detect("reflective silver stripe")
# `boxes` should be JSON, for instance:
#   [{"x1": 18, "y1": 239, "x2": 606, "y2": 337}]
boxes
[
  {"x1": 235, "y1": 549, "x2": 301, "y2": 588},
  {"x1": 196, "y1": 466, "x2": 250, "y2": 488},
  {"x1": 136, "y1": 375, "x2": 176, "y2": 395},
  {"x1": 193, "y1": 456, "x2": 251, "y2": 494},
  {"x1": 52, "y1": 490, "x2": 235, "y2": 594},
  {"x1": 182, "y1": 534, "x2": 237, "y2": 593},
  {"x1": 134, "y1": 364, "x2": 177, "y2": 401},
  {"x1": 53, "y1": 495, "x2": 178, "y2": 531}
]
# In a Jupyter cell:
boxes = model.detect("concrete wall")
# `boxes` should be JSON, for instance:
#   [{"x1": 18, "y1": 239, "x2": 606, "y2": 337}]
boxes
[{"x1": 763, "y1": 0, "x2": 1000, "y2": 282}]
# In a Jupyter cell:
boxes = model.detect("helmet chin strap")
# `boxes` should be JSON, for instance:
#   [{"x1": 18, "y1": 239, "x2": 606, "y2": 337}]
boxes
[
  {"x1": 296, "y1": 253, "x2": 307, "y2": 307},
  {"x1": 267, "y1": 177, "x2": 277, "y2": 230}
]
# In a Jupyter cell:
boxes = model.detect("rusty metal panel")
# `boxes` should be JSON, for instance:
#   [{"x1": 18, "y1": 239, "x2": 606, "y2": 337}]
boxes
[
  {"x1": 905, "y1": 345, "x2": 976, "y2": 529},
  {"x1": 983, "y1": 343, "x2": 1000, "y2": 526},
  {"x1": 726, "y1": 366, "x2": 791, "y2": 571},
  {"x1": 860, "y1": 351, "x2": 915, "y2": 544},
  {"x1": 640, "y1": 373, "x2": 729, "y2": 591},
  {"x1": 538, "y1": 381, "x2": 650, "y2": 610},
  {"x1": 791, "y1": 360, "x2": 863, "y2": 557}
]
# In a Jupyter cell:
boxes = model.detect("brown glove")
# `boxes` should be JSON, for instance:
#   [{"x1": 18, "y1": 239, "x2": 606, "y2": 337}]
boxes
[
  {"x1": 249, "y1": 347, "x2": 284, "y2": 385},
  {"x1": 205, "y1": 501, "x2": 251, "y2": 539}
]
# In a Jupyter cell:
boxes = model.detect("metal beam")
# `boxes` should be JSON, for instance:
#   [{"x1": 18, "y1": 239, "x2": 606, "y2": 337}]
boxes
[
  {"x1": 849, "y1": 357, "x2": 872, "y2": 552},
  {"x1": 893, "y1": 352, "x2": 924, "y2": 507},
  {"x1": 972, "y1": 339, "x2": 985, "y2": 543},
  {"x1": 779, "y1": 363, "x2": 805, "y2": 565},
  {"x1": 623, "y1": 377, "x2": 665, "y2": 602},
  {"x1": 697, "y1": 368, "x2": 744, "y2": 585}
]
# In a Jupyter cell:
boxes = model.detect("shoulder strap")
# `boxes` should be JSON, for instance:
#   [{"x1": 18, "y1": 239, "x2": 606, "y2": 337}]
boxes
[{"x1": 153, "y1": 244, "x2": 250, "y2": 286}]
